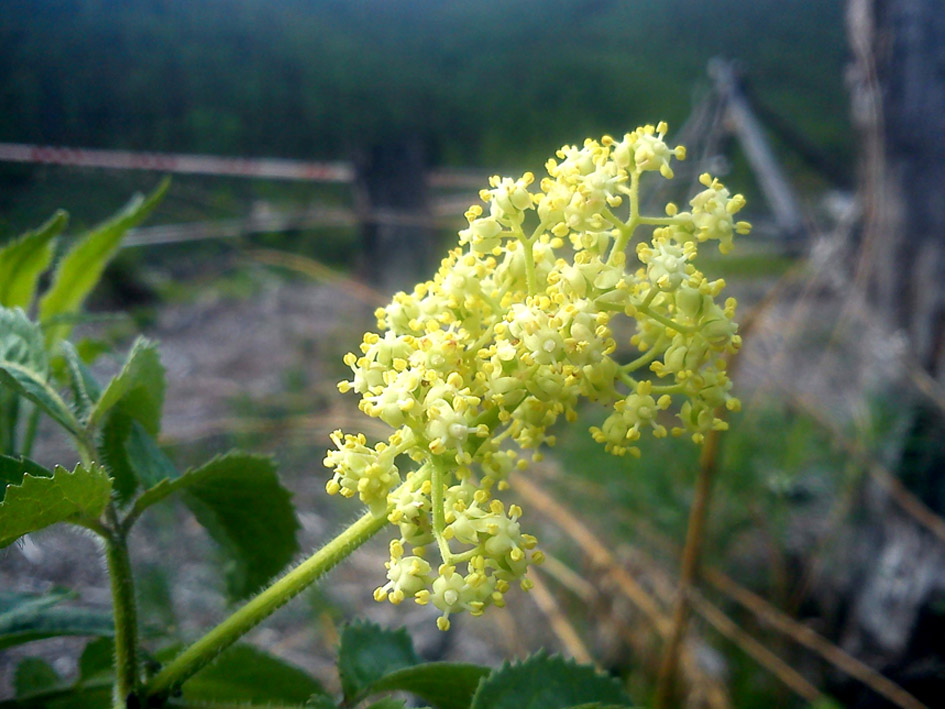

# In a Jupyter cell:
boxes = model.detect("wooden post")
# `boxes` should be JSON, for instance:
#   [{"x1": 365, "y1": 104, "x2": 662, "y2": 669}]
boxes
[
  {"x1": 708, "y1": 59, "x2": 807, "y2": 245},
  {"x1": 831, "y1": 1, "x2": 945, "y2": 702},
  {"x1": 353, "y1": 135, "x2": 436, "y2": 294},
  {"x1": 847, "y1": 0, "x2": 945, "y2": 379}
]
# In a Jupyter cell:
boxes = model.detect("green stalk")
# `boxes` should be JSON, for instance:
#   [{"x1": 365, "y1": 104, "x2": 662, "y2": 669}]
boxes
[
  {"x1": 608, "y1": 171, "x2": 640, "y2": 261},
  {"x1": 104, "y1": 508, "x2": 140, "y2": 708},
  {"x1": 144, "y1": 509, "x2": 387, "y2": 701},
  {"x1": 522, "y1": 238, "x2": 538, "y2": 296},
  {"x1": 20, "y1": 404, "x2": 41, "y2": 458},
  {"x1": 0, "y1": 388, "x2": 18, "y2": 455},
  {"x1": 431, "y1": 458, "x2": 452, "y2": 562}
]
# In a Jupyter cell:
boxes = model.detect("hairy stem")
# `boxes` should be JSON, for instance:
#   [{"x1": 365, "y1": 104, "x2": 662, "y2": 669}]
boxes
[
  {"x1": 144, "y1": 509, "x2": 387, "y2": 701},
  {"x1": 104, "y1": 508, "x2": 140, "y2": 708}
]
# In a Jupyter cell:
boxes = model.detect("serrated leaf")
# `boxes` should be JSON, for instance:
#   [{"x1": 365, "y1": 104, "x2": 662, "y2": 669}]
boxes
[
  {"x1": 369, "y1": 662, "x2": 489, "y2": 709},
  {"x1": 14, "y1": 658, "x2": 60, "y2": 696},
  {"x1": 131, "y1": 452, "x2": 298, "y2": 599},
  {"x1": 88, "y1": 337, "x2": 164, "y2": 434},
  {"x1": 0, "y1": 307, "x2": 79, "y2": 434},
  {"x1": 0, "y1": 210, "x2": 68, "y2": 310},
  {"x1": 177, "y1": 644, "x2": 328, "y2": 703},
  {"x1": 0, "y1": 455, "x2": 54, "y2": 498},
  {"x1": 469, "y1": 652, "x2": 632, "y2": 709},
  {"x1": 0, "y1": 590, "x2": 113, "y2": 650},
  {"x1": 101, "y1": 413, "x2": 177, "y2": 503},
  {"x1": 39, "y1": 178, "x2": 169, "y2": 344},
  {"x1": 338, "y1": 620, "x2": 419, "y2": 703},
  {"x1": 0, "y1": 463, "x2": 112, "y2": 547},
  {"x1": 59, "y1": 341, "x2": 99, "y2": 424}
]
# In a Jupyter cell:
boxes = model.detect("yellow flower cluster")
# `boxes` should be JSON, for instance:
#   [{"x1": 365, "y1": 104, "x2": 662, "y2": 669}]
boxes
[{"x1": 325, "y1": 123, "x2": 748, "y2": 629}]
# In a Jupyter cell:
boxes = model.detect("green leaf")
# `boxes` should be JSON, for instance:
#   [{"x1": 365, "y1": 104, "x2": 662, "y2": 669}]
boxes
[
  {"x1": 338, "y1": 620, "x2": 419, "y2": 704},
  {"x1": 0, "y1": 590, "x2": 114, "y2": 650},
  {"x1": 14, "y1": 658, "x2": 60, "y2": 696},
  {"x1": 39, "y1": 178, "x2": 169, "y2": 344},
  {"x1": 0, "y1": 454, "x2": 54, "y2": 496},
  {"x1": 305, "y1": 696, "x2": 340, "y2": 709},
  {"x1": 0, "y1": 210, "x2": 68, "y2": 310},
  {"x1": 131, "y1": 452, "x2": 299, "y2": 599},
  {"x1": 178, "y1": 644, "x2": 328, "y2": 704},
  {"x1": 469, "y1": 652, "x2": 632, "y2": 709},
  {"x1": 0, "y1": 681, "x2": 111, "y2": 709},
  {"x1": 101, "y1": 413, "x2": 177, "y2": 503},
  {"x1": 77, "y1": 637, "x2": 115, "y2": 683},
  {"x1": 0, "y1": 463, "x2": 112, "y2": 547},
  {"x1": 0, "y1": 307, "x2": 47, "y2": 376},
  {"x1": 0, "y1": 307, "x2": 79, "y2": 434},
  {"x1": 88, "y1": 337, "x2": 164, "y2": 434},
  {"x1": 369, "y1": 662, "x2": 489, "y2": 709},
  {"x1": 365, "y1": 700, "x2": 409, "y2": 709},
  {"x1": 59, "y1": 341, "x2": 100, "y2": 424}
]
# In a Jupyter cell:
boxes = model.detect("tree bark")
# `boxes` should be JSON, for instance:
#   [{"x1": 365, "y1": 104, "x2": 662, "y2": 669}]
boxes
[
  {"x1": 353, "y1": 135, "x2": 436, "y2": 294},
  {"x1": 837, "y1": 2, "x2": 945, "y2": 704},
  {"x1": 848, "y1": 0, "x2": 945, "y2": 377}
]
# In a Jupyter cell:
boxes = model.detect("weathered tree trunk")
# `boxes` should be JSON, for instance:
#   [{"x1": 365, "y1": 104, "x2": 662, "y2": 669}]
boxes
[
  {"x1": 353, "y1": 135, "x2": 436, "y2": 294},
  {"x1": 848, "y1": 0, "x2": 945, "y2": 377},
  {"x1": 837, "y1": 1, "x2": 945, "y2": 704}
]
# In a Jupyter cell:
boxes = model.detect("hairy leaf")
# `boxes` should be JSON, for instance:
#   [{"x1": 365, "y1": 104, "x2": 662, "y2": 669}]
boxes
[
  {"x1": 0, "y1": 463, "x2": 111, "y2": 547},
  {"x1": 39, "y1": 178, "x2": 169, "y2": 344},
  {"x1": 369, "y1": 662, "x2": 489, "y2": 709},
  {"x1": 177, "y1": 644, "x2": 328, "y2": 703},
  {"x1": 88, "y1": 337, "x2": 164, "y2": 434},
  {"x1": 469, "y1": 652, "x2": 632, "y2": 709},
  {"x1": 0, "y1": 210, "x2": 68, "y2": 310},
  {"x1": 0, "y1": 590, "x2": 113, "y2": 650},
  {"x1": 338, "y1": 620, "x2": 419, "y2": 704},
  {"x1": 59, "y1": 341, "x2": 100, "y2": 424},
  {"x1": 132, "y1": 452, "x2": 298, "y2": 598},
  {"x1": 0, "y1": 307, "x2": 79, "y2": 434}
]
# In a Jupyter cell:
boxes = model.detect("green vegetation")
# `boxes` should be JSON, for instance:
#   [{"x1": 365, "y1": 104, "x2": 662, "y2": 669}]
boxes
[{"x1": 0, "y1": 0, "x2": 850, "y2": 170}]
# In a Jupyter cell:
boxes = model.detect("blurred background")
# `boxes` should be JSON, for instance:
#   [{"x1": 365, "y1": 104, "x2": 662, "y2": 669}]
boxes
[{"x1": 2, "y1": 0, "x2": 944, "y2": 706}]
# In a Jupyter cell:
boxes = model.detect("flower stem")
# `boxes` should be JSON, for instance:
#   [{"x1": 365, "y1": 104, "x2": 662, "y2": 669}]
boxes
[
  {"x1": 431, "y1": 458, "x2": 452, "y2": 562},
  {"x1": 144, "y1": 509, "x2": 387, "y2": 701},
  {"x1": 522, "y1": 239, "x2": 538, "y2": 296},
  {"x1": 104, "y1": 508, "x2": 140, "y2": 708},
  {"x1": 608, "y1": 171, "x2": 639, "y2": 261},
  {"x1": 653, "y1": 426, "x2": 721, "y2": 708}
]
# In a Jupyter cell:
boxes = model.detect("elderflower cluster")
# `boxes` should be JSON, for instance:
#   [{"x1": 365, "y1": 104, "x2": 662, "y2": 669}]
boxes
[{"x1": 325, "y1": 123, "x2": 749, "y2": 630}]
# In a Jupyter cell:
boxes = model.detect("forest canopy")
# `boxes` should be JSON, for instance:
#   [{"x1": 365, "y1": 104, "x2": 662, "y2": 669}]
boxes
[{"x1": 0, "y1": 0, "x2": 850, "y2": 169}]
